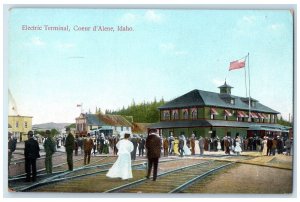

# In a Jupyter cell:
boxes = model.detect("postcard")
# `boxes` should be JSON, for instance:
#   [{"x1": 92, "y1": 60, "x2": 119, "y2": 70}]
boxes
[{"x1": 6, "y1": 7, "x2": 294, "y2": 196}]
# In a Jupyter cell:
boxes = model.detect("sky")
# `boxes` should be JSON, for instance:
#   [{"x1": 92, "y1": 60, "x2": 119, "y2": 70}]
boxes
[{"x1": 7, "y1": 8, "x2": 293, "y2": 124}]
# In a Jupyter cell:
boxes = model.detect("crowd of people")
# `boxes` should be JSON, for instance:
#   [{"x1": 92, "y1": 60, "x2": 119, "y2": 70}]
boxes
[{"x1": 8, "y1": 129, "x2": 293, "y2": 183}]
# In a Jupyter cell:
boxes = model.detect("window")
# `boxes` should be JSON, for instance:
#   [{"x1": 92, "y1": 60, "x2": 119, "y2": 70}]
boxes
[
  {"x1": 230, "y1": 99, "x2": 235, "y2": 105},
  {"x1": 172, "y1": 110, "x2": 179, "y2": 120},
  {"x1": 163, "y1": 111, "x2": 170, "y2": 120},
  {"x1": 251, "y1": 101, "x2": 256, "y2": 107},
  {"x1": 182, "y1": 109, "x2": 188, "y2": 119},
  {"x1": 121, "y1": 126, "x2": 123, "y2": 131},
  {"x1": 211, "y1": 114, "x2": 215, "y2": 120},
  {"x1": 15, "y1": 121, "x2": 19, "y2": 128},
  {"x1": 191, "y1": 109, "x2": 197, "y2": 119},
  {"x1": 224, "y1": 115, "x2": 228, "y2": 120},
  {"x1": 24, "y1": 121, "x2": 28, "y2": 128},
  {"x1": 90, "y1": 125, "x2": 92, "y2": 130}
]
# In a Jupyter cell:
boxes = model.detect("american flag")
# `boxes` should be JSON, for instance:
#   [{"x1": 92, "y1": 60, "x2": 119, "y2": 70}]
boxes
[{"x1": 229, "y1": 59, "x2": 246, "y2": 71}]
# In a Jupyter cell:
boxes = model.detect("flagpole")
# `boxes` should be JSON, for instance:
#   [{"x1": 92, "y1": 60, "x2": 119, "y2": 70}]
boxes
[
  {"x1": 244, "y1": 59, "x2": 248, "y2": 98},
  {"x1": 247, "y1": 52, "x2": 251, "y2": 122}
]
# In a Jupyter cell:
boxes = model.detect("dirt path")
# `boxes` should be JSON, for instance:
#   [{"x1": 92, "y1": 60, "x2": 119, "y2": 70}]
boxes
[{"x1": 188, "y1": 164, "x2": 293, "y2": 194}]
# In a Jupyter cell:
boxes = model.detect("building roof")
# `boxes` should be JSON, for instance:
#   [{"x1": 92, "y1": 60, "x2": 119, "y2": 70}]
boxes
[
  {"x1": 149, "y1": 119, "x2": 285, "y2": 130},
  {"x1": 132, "y1": 123, "x2": 153, "y2": 134},
  {"x1": 86, "y1": 114, "x2": 104, "y2": 126},
  {"x1": 97, "y1": 114, "x2": 133, "y2": 127},
  {"x1": 158, "y1": 89, "x2": 279, "y2": 114},
  {"x1": 149, "y1": 120, "x2": 211, "y2": 129},
  {"x1": 218, "y1": 81, "x2": 233, "y2": 89}
]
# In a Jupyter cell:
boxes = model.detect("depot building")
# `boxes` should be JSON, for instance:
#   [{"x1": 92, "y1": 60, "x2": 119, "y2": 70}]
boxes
[{"x1": 150, "y1": 82, "x2": 291, "y2": 139}]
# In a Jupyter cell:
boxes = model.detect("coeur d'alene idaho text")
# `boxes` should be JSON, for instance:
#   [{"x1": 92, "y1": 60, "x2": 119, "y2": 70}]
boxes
[{"x1": 22, "y1": 25, "x2": 134, "y2": 32}]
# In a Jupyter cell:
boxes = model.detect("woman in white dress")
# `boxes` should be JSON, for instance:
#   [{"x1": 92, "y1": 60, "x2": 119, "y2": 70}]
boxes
[
  {"x1": 217, "y1": 139, "x2": 221, "y2": 151},
  {"x1": 234, "y1": 136, "x2": 242, "y2": 155},
  {"x1": 182, "y1": 135, "x2": 191, "y2": 155},
  {"x1": 106, "y1": 132, "x2": 134, "y2": 180},
  {"x1": 262, "y1": 136, "x2": 268, "y2": 156}
]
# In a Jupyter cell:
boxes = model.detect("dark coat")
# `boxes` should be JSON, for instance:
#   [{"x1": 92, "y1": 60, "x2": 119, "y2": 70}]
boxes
[
  {"x1": 24, "y1": 137, "x2": 40, "y2": 159},
  {"x1": 138, "y1": 138, "x2": 146, "y2": 149},
  {"x1": 44, "y1": 137, "x2": 56, "y2": 156},
  {"x1": 163, "y1": 138, "x2": 169, "y2": 149},
  {"x1": 65, "y1": 133, "x2": 75, "y2": 154},
  {"x1": 84, "y1": 138, "x2": 94, "y2": 152},
  {"x1": 146, "y1": 134, "x2": 161, "y2": 158}
]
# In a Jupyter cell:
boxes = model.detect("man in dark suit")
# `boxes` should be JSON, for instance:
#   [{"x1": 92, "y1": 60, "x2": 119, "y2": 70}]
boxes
[
  {"x1": 83, "y1": 133, "x2": 94, "y2": 165},
  {"x1": 65, "y1": 127, "x2": 75, "y2": 171},
  {"x1": 24, "y1": 131, "x2": 40, "y2": 182},
  {"x1": 145, "y1": 129, "x2": 161, "y2": 181}
]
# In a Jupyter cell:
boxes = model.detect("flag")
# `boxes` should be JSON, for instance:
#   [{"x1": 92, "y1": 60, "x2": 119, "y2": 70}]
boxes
[
  {"x1": 229, "y1": 59, "x2": 246, "y2": 71},
  {"x1": 76, "y1": 104, "x2": 82, "y2": 107}
]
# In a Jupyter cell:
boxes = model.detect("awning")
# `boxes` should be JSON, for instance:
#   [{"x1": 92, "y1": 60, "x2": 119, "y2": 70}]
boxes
[
  {"x1": 262, "y1": 113, "x2": 269, "y2": 119},
  {"x1": 237, "y1": 111, "x2": 248, "y2": 117},
  {"x1": 224, "y1": 109, "x2": 233, "y2": 116},
  {"x1": 249, "y1": 112, "x2": 258, "y2": 118},
  {"x1": 257, "y1": 113, "x2": 264, "y2": 119},
  {"x1": 211, "y1": 108, "x2": 219, "y2": 115},
  {"x1": 247, "y1": 125, "x2": 285, "y2": 132}
]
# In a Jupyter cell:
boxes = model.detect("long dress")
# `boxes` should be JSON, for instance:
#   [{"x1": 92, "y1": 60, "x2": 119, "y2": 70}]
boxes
[
  {"x1": 106, "y1": 139, "x2": 134, "y2": 180},
  {"x1": 234, "y1": 142, "x2": 242, "y2": 153},
  {"x1": 262, "y1": 139, "x2": 268, "y2": 155},
  {"x1": 183, "y1": 138, "x2": 191, "y2": 155},
  {"x1": 173, "y1": 139, "x2": 180, "y2": 155}
]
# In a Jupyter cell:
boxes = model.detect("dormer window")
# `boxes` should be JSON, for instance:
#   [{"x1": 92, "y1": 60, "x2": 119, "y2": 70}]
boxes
[
  {"x1": 251, "y1": 101, "x2": 256, "y2": 107},
  {"x1": 191, "y1": 108, "x2": 197, "y2": 119},
  {"x1": 211, "y1": 108, "x2": 218, "y2": 120},
  {"x1": 231, "y1": 99, "x2": 235, "y2": 105},
  {"x1": 172, "y1": 110, "x2": 179, "y2": 120},
  {"x1": 163, "y1": 110, "x2": 170, "y2": 120},
  {"x1": 182, "y1": 109, "x2": 188, "y2": 119}
]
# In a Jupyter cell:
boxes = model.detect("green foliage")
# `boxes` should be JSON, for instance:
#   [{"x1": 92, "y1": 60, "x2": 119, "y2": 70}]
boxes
[
  {"x1": 278, "y1": 116, "x2": 292, "y2": 127},
  {"x1": 106, "y1": 98, "x2": 166, "y2": 123},
  {"x1": 67, "y1": 123, "x2": 76, "y2": 128}
]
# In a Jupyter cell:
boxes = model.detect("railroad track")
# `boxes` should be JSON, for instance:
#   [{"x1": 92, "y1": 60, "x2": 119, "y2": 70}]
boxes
[
  {"x1": 8, "y1": 156, "x2": 118, "y2": 182},
  {"x1": 10, "y1": 155, "x2": 278, "y2": 193},
  {"x1": 106, "y1": 160, "x2": 233, "y2": 193},
  {"x1": 10, "y1": 151, "x2": 66, "y2": 164},
  {"x1": 13, "y1": 158, "x2": 183, "y2": 192}
]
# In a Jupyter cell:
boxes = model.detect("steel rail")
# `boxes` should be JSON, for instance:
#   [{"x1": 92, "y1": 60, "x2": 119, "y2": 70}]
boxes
[
  {"x1": 104, "y1": 160, "x2": 213, "y2": 193},
  {"x1": 169, "y1": 162, "x2": 234, "y2": 193},
  {"x1": 8, "y1": 156, "x2": 112, "y2": 181}
]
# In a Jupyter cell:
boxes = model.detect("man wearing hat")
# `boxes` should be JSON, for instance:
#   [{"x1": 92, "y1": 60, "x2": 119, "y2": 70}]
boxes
[
  {"x1": 65, "y1": 127, "x2": 75, "y2": 171},
  {"x1": 83, "y1": 133, "x2": 94, "y2": 165},
  {"x1": 24, "y1": 131, "x2": 40, "y2": 182},
  {"x1": 44, "y1": 130, "x2": 56, "y2": 174},
  {"x1": 145, "y1": 129, "x2": 161, "y2": 181}
]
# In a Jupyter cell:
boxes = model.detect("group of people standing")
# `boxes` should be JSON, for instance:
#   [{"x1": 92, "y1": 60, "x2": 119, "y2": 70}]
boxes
[{"x1": 106, "y1": 129, "x2": 161, "y2": 181}]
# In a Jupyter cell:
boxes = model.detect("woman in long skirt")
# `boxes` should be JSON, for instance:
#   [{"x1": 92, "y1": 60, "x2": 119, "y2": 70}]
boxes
[
  {"x1": 234, "y1": 136, "x2": 242, "y2": 155},
  {"x1": 106, "y1": 132, "x2": 134, "y2": 180}
]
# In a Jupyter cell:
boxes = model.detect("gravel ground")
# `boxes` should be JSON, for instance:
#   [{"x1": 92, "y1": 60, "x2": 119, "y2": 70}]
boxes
[{"x1": 188, "y1": 163, "x2": 292, "y2": 194}]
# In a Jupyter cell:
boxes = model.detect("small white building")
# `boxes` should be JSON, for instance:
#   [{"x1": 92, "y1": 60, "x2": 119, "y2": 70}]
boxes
[{"x1": 75, "y1": 113, "x2": 133, "y2": 137}]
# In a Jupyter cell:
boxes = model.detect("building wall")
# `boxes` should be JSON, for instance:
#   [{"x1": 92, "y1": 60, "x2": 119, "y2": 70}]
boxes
[{"x1": 8, "y1": 116, "x2": 33, "y2": 142}]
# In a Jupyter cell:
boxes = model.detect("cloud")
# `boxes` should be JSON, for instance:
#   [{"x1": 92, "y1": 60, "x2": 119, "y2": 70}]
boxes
[
  {"x1": 212, "y1": 78, "x2": 225, "y2": 87},
  {"x1": 268, "y1": 23, "x2": 283, "y2": 31},
  {"x1": 31, "y1": 37, "x2": 45, "y2": 46},
  {"x1": 159, "y1": 43, "x2": 187, "y2": 56},
  {"x1": 119, "y1": 10, "x2": 164, "y2": 25},
  {"x1": 242, "y1": 16, "x2": 256, "y2": 24},
  {"x1": 57, "y1": 43, "x2": 76, "y2": 49},
  {"x1": 160, "y1": 43, "x2": 175, "y2": 52},
  {"x1": 145, "y1": 10, "x2": 163, "y2": 23},
  {"x1": 120, "y1": 13, "x2": 138, "y2": 25}
]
